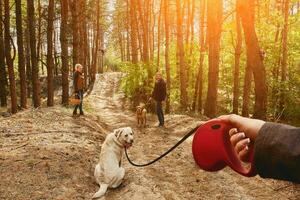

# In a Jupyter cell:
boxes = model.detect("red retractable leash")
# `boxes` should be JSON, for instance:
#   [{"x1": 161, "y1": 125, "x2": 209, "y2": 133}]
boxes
[
  {"x1": 192, "y1": 119, "x2": 256, "y2": 177},
  {"x1": 125, "y1": 119, "x2": 257, "y2": 177}
]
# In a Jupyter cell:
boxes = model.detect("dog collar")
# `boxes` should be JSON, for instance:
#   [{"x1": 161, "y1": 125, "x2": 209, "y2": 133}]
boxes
[{"x1": 114, "y1": 137, "x2": 124, "y2": 148}]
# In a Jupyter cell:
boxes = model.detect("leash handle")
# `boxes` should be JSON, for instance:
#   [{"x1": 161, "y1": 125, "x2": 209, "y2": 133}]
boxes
[
  {"x1": 125, "y1": 125, "x2": 200, "y2": 167},
  {"x1": 192, "y1": 119, "x2": 257, "y2": 177}
]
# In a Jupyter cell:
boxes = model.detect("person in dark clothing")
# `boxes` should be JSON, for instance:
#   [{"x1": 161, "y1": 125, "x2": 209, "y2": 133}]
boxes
[
  {"x1": 73, "y1": 64, "x2": 85, "y2": 116},
  {"x1": 219, "y1": 114, "x2": 300, "y2": 183},
  {"x1": 150, "y1": 72, "x2": 167, "y2": 127}
]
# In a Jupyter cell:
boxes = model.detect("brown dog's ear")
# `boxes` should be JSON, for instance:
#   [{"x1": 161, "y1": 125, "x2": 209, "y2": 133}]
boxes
[{"x1": 114, "y1": 129, "x2": 123, "y2": 138}]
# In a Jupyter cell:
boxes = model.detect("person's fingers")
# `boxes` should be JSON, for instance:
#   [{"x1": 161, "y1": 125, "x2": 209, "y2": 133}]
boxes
[
  {"x1": 238, "y1": 146, "x2": 249, "y2": 162},
  {"x1": 218, "y1": 114, "x2": 241, "y2": 127},
  {"x1": 229, "y1": 128, "x2": 238, "y2": 137},
  {"x1": 218, "y1": 114, "x2": 265, "y2": 141},
  {"x1": 230, "y1": 132, "x2": 245, "y2": 146},
  {"x1": 235, "y1": 138, "x2": 251, "y2": 153}
]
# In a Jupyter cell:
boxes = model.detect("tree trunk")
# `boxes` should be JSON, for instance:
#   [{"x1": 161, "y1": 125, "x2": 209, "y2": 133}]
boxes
[
  {"x1": 71, "y1": 0, "x2": 79, "y2": 70},
  {"x1": 204, "y1": 0, "x2": 223, "y2": 117},
  {"x1": 130, "y1": 0, "x2": 138, "y2": 64},
  {"x1": 164, "y1": 0, "x2": 171, "y2": 113},
  {"x1": 99, "y1": 28, "x2": 104, "y2": 74},
  {"x1": 157, "y1": 0, "x2": 163, "y2": 70},
  {"x1": 193, "y1": 0, "x2": 206, "y2": 112},
  {"x1": 27, "y1": 0, "x2": 41, "y2": 108},
  {"x1": 4, "y1": 0, "x2": 17, "y2": 113},
  {"x1": 137, "y1": 0, "x2": 149, "y2": 63},
  {"x1": 189, "y1": 0, "x2": 195, "y2": 57},
  {"x1": 0, "y1": 0, "x2": 7, "y2": 107},
  {"x1": 46, "y1": 0, "x2": 55, "y2": 107},
  {"x1": 15, "y1": 0, "x2": 27, "y2": 109},
  {"x1": 83, "y1": 18, "x2": 90, "y2": 87},
  {"x1": 232, "y1": 12, "x2": 243, "y2": 114},
  {"x1": 37, "y1": 0, "x2": 43, "y2": 75},
  {"x1": 92, "y1": 0, "x2": 100, "y2": 82},
  {"x1": 25, "y1": 27, "x2": 32, "y2": 99},
  {"x1": 61, "y1": 0, "x2": 69, "y2": 105},
  {"x1": 176, "y1": 0, "x2": 188, "y2": 109},
  {"x1": 242, "y1": 61, "x2": 252, "y2": 117},
  {"x1": 149, "y1": 0, "x2": 154, "y2": 62},
  {"x1": 238, "y1": 0, "x2": 267, "y2": 119},
  {"x1": 279, "y1": 0, "x2": 290, "y2": 115},
  {"x1": 126, "y1": 0, "x2": 131, "y2": 61},
  {"x1": 77, "y1": 0, "x2": 88, "y2": 85},
  {"x1": 188, "y1": 0, "x2": 196, "y2": 88},
  {"x1": 54, "y1": 28, "x2": 59, "y2": 77}
]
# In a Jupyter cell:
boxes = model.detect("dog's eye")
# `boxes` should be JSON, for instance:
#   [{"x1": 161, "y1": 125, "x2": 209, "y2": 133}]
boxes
[{"x1": 125, "y1": 134, "x2": 128, "y2": 137}]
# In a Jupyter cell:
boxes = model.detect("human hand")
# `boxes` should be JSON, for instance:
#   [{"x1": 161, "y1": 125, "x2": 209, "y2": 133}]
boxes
[{"x1": 218, "y1": 114, "x2": 265, "y2": 162}]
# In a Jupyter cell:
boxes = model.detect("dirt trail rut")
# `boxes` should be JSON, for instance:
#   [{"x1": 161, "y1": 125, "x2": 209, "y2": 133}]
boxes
[{"x1": 1, "y1": 72, "x2": 299, "y2": 200}]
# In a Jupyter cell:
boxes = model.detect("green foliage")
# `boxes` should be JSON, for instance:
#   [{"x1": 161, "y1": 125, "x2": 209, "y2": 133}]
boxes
[{"x1": 120, "y1": 62, "x2": 153, "y2": 106}]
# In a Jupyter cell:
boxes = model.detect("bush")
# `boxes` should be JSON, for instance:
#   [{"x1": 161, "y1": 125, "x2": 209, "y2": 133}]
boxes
[{"x1": 120, "y1": 62, "x2": 153, "y2": 108}]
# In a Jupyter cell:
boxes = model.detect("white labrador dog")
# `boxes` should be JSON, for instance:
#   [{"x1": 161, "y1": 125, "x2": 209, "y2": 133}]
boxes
[{"x1": 93, "y1": 127, "x2": 134, "y2": 199}]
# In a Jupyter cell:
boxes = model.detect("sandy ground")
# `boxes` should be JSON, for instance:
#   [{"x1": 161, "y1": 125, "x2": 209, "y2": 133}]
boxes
[{"x1": 1, "y1": 72, "x2": 300, "y2": 200}]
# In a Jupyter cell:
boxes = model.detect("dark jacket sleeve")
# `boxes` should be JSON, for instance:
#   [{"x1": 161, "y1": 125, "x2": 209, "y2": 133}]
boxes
[
  {"x1": 161, "y1": 80, "x2": 166, "y2": 101},
  {"x1": 73, "y1": 72, "x2": 79, "y2": 92},
  {"x1": 254, "y1": 122, "x2": 300, "y2": 183},
  {"x1": 151, "y1": 83, "x2": 158, "y2": 99}
]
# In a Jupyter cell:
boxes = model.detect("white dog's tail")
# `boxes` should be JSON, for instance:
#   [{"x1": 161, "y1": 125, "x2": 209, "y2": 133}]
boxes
[{"x1": 92, "y1": 183, "x2": 108, "y2": 199}]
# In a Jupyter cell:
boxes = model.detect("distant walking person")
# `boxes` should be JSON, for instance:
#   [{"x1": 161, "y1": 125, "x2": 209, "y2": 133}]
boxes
[
  {"x1": 73, "y1": 64, "x2": 85, "y2": 116},
  {"x1": 150, "y1": 72, "x2": 167, "y2": 127}
]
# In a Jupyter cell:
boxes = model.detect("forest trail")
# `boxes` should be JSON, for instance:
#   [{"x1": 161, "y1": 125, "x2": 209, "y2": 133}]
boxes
[{"x1": 1, "y1": 72, "x2": 300, "y2": 200}]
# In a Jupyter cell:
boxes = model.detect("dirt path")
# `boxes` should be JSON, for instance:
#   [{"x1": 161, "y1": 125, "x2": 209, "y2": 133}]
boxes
[{"x1": 1, "y1": 72, "x2": 300, "y2": 200}]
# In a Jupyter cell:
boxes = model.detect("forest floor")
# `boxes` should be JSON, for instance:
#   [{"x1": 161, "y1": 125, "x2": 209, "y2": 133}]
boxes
[{"x1": 1, "y1": 72, "x2": 300, "y2": 200}]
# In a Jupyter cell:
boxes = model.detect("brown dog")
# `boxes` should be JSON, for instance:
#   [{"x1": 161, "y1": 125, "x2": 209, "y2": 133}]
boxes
[{"x1": 136, "y1": 104, "x2": 147, "y2": 127}]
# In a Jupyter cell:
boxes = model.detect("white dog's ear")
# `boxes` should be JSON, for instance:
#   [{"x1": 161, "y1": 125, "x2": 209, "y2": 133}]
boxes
[{"x1": 114, "y1": 129, "x2": 123, "y2": 138}]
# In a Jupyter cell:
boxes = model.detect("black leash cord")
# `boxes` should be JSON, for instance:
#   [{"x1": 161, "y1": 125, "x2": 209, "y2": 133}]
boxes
[{"x1": 125, "y1": 125, "x2": 201, "y2": 167}]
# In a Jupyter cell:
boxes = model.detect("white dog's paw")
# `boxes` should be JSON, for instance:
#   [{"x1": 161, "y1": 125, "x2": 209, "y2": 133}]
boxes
[
  {"x1": 92, "y1": 191, "x2": 104, "y2": 199},
  {"x1": 92, "y1": 184, "x2": 108, "y2": 199}
]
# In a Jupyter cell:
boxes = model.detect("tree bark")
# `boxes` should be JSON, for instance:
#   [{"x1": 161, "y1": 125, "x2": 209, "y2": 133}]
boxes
[
  {"x1": 242, "y1": 61, "x2": 252, "y2": 117},
  {"x1": 46, "y1": 0, "x2": 55, "y2": 107},
  {"x1": 27, "y1": 0, "x2": 41, "y2": 108},
  {"x1": 176, "y1": 0, "x2": 188, "y2": 110},
  {"x1": 92, "y1": 0, "x2": 100, "y2": 82},
  {"x1": 37, "y1": 0, "x2": 43, "y2": 75},
  {"x1": 71, "y1": 0, "x2": 79, "y2": 70},
  {"x1": 279, "y1": 0, "x2": 290, "y2": 114},
  {"x1": 25, "y1": 26, "x2": 32, "y2": 99},
  {"x1": 4, "y1": 0, "x2": 17, "y2": 113},
  {"x1": 232, "y1": 12, "x2": 243, "y2": 114},
  {"x1": 0, "y1": 0, "x2": 7, "y2": 107},
  {"x1": 137, "y1": 0, "x2": 149, "y2": 63},
  {"x1": 149, "y1": 0, "x2": 154, "y2": 61},
  {"x1": 204, "y1": 0, "x2": 223, "y2": 117},
  {"x1": 157, "y1": 0, "x2": 163, "y2": 70},
  {"x1": 238, "y1": 0, "x2": 267, "y2": 119},
  {"x1": 15, "y1": 0, "x2": 27, "y2": 108},
  {"x1": 164, "y1": 0, "x2": 171, "y2": 113},
  {"x1": 61, "y1": 0, "x2": 69, "y2": 105},
  {"x1": 193, "y1": 0, "x2": 206, "y2": 112},
  {"x1": 130, "y1": 0, "x2": 138, "y2": 64},
  {"x1": 126, "y1": 0, "x2": 131, "y2": 61}
]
